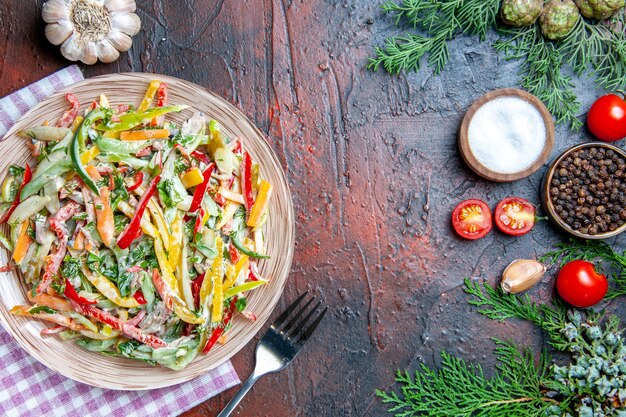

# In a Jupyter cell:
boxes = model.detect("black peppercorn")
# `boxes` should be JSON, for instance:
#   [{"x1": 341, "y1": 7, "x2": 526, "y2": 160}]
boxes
[{"x1": 550, "y1": 146, "x2": 626, "y2": 236}]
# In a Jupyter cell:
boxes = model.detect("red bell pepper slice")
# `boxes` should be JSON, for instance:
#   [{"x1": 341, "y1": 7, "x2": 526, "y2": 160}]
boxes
[
  {"x1": 193, "y1": 207, "x2": 205, "y2": 242},
  {"x1": 64, "y1": 278, "x2": 97, "y2": 305},
  {"x1": 173, "y1": 144, "x2": 192, "y2": 163},
  {"x1": 73, "y1": 302, "x2": 167, "y2": 349},
  {"x1": 241, "y1": 151, "x2": 254, "y2": 211},
  {"x1": 117, "y1": 174, "x2": 161, "y2": 249},
  {"x1": 126, "y1": 171, "x2": 144, "y2": 192},
  {"x1": 232, "y1": 140, "x2": 242, "y2": 155},
  {"x1": 156, "y1": 83, "x2": 168, "y2": 107},
  {"x1": 202, "y1": 297, "x2": 238, "y2": 354},
  {"x1": 228, "y1": 243, "x2": 239, "y2": 264},
  {"x1": 133, "y1": 290, "x2": 147, "y2": 305},
  {"x1": 56, "y1": 94, "x2": 80, "y2": 128},
  {"x1": 190, "y1": 149, "x2": 210, "y2": 165},
  {"x1": 0, "y1": 165, "x2": 32, "y2": 224},
  {"x1": 188, "y1": 163, "x2": 215, "y2": 213},
  {"x1": 150, "y1": 83, "x2": 168, "y2": 127},
  {"x1": 191, "y1": 272, "x2": 205, "y2": 310}
]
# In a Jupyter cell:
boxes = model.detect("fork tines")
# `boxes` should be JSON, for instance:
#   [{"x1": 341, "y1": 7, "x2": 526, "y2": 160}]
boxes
[{"x1": 272, "y1": 291, "x2": 328, "y2": 344}]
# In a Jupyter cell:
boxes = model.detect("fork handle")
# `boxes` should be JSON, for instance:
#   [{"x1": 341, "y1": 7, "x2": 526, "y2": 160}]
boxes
[{"x1": 216, "y1": 374, "x2": 260, "y2": 417}]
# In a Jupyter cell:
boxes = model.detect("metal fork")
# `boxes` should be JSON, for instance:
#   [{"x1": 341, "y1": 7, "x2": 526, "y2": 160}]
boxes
[{"x1": 217, "y1": 292, "x2": 327, "y2": 417}]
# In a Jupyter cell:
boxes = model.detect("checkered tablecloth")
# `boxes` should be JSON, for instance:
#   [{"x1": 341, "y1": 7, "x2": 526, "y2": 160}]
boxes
[{"x1": 0, "y1": 66, "x2": 240, "y2": 417}]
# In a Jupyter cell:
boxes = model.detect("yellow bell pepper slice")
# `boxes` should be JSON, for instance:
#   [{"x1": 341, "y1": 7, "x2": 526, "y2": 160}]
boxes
[
  {"x1": 177, "y1": 238, "x2": 195, "y2": 310},
  {"x1": 154, "y1": 237, "x2": 203, "y2": 324},
  {"x1": 168, "y1": 212, "x2": 182, "y2": 269},
  {"x1": 216, "y1": 202, "x2": 240, "y2": 230},
  {"x1": 180, "y1": 167, "x2": 204, "y2": 188},
  {"x1": 80, "y1": 145, "x2": 100, "y2": 165},
  {"x1": 223, "y1": 255, "x2": 249, "y2": 290},
  {"x1": 200, "y1": 236, "x2": 224, "y2": 314},
  {"x1": 174, "y1": 304, "x2": 203, "y2": 324},
  {"x1": 117, "y1": 201, "x2": 158, "y2": 238},
  {"x1": 247, "y1": 180, "x2": 273, "y2": 228},
  {"x1": 12, "y1": 220, "x2": 32, "y2": 264},
  {"x1": 70, "y1": 116, "x2": 83, "y2": 133},
  {"x1": 147, "y1": 199, "x2": 170, "y2": 250},
  {"x1": 81, "y1": 264, "x2": 140, "y2": 308},
  {"x1": 201, "y1": 205, "x2": 210, "y2": 227},
  {"x1": 212, "y1": 267, "x2": 224, "y2": 323},
  {"x1": 102, "y1": 131, "x2": 121, "y2": 139},
  {"x1": 137, "y1": 80, "x2": 160, "y2": 112},
  {"x1": 154, "y1": 237, "x2": 180, "y2": 296}
]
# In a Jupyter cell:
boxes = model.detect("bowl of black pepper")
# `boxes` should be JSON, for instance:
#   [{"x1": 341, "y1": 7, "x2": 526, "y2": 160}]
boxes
[{"x1": 543, "y1": 143, "x2": 626, "y2": 239}]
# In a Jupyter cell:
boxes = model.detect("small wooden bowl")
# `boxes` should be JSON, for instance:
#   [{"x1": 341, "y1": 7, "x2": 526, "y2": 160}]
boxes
[
  {"x1": 542, "y1": 142, "x2": 626, "y2": 240},
  {"x1": 459, "y1": 88, "x2": 555, "y2": 182}
]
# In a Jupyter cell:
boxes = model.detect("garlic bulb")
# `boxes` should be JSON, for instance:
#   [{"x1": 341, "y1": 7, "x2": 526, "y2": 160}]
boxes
[
  {"x1": 43, "y1": 0, "x2": 141, "y2": 65},
  {"x1": 500, "y1": 259, "x2": 546, "y2": 294}
]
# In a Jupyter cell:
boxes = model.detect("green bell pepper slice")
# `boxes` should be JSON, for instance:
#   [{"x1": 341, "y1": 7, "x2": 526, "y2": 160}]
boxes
[
  {"x1": 223, "y1": 280, "x2": 267, "y2": 299},
  {"x1": 71, "y1": 108, "x2": 108, "y2": 195},
  {"x1": 94, "y1": 105, "x2": 188, "y2": 132},
  {"x1": 229, "y1": 232, "x2": 270, "y2": 259}
]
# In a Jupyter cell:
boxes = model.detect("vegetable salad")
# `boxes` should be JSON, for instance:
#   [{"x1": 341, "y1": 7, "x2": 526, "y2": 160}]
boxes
[{"x1": 3, "y1": 80, "x2": 272, "y2": 370}]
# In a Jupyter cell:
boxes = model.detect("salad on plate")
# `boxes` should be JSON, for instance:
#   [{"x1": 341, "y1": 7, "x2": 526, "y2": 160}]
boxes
[{"x1": 1, "y1": 80, "x2": 272, "y2": 370}]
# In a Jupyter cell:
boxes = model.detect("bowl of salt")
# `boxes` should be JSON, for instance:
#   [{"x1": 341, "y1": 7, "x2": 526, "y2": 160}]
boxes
[{"x1": 458, "y1": 88, "x2": 555, "y2": 182}]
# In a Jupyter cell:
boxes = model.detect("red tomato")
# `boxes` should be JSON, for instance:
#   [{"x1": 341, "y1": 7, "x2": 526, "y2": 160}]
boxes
[
  {"x1": 451, "y1": 199, "x2": 492, "y2": 240},
  {"x1": 556, "y1": 260, "x2": 608, "y2": 308},
  {"x1": 587, "y1": 94, "x2": 626, "y2": 142},
  {"x1": 494, "y1": 197, "x2": 536, "y2": 236}
]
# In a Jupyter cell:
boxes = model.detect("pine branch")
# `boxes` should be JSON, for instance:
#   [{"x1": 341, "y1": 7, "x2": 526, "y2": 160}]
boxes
[
  {"x1": 495, "y1": 25, "x2": 581, "y2": 130},
  {"x1": 377, "y1": 340, "x2": 556, "y2": 417},
  {"x1": 368, "y1": 0, "x2": 500, "y2": 74},
  {"x1": 464, "y1": 278, "x2": 573, "y2": 351}
]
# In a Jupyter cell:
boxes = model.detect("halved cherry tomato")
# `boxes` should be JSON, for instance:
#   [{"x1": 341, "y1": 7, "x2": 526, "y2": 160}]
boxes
[
  {"x1": 556, "y1": 260, "x2": 608, "y2": 308},
  {"x1": 451, "y1": 199, "x2": 492, "y2": 240},
  {"x1": 494, "y1": 197, "x2": 536, "y2": 236}
]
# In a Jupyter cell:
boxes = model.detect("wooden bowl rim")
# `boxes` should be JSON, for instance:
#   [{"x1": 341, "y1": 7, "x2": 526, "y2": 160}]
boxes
[
  {"x1": 0, "y1": 72, "x2": 296, "y2": 389},
  {"x1": 458, "y1": 88, "x2": 555, "y2": 182},
  {"x1": 542, "y1": 142, "x2": 626, "y2": 240}
]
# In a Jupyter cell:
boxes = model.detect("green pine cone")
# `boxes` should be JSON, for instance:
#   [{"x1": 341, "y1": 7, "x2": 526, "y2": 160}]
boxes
[
  {"x1": 501, "y1": 0, "x2": 543, "y2": 26},
  {"x1": 575, "y1": 0, "x2": 596, "y2": 17},
  {"x1": 587, "y1": 0, "x2": 625, "y2": 19},
  {"x1": 540, "y1": 0, "x2": 580, "y2": 40}
]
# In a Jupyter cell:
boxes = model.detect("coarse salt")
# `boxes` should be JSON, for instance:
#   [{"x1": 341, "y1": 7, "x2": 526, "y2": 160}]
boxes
[{"x1": 468, "y1": 96, "x2": 546, "y2": 174}]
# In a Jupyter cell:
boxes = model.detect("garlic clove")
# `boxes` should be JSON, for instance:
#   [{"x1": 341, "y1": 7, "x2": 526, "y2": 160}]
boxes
[
  {"x1": 107, "y1": 28, "x2": 133, "y2": 52},
  {"x1": 44, "y1": 19, "x2": 73, "y2": 45},
  {"x1": 111, "y1": 11, "x2": 141, "y2": 36},
  {"x1": 500, "y1": 259, "x2": 546, "y2": 294},
  {"x1": 82, "y1": 42, "x2": 99, "y2": 65},
  {"x1": 96, "y1": 39, "x2": 120, "y2": 63},
  {"x1": 105, "y1": 0, "x2": 136, "y2": 13},
  {"x1": 42, "y1": 0, "x2": 71, "y2": 23},
  {"x1": 60, "y1": 33, "x2": 84, "y2": 62}
]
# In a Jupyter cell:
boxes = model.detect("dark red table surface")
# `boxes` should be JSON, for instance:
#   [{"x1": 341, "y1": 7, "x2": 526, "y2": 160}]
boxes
[{"x1": 2, "y1": 1, "x2": 626, "y2": 416}]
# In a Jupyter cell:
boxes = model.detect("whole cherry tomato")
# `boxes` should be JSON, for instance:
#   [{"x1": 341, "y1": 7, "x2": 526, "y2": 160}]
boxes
[
  {"x1": 494, "y1": 197, "x2": 536, "y2": 236},
  {"x1": 451, "y1": 199, "x2": 492, "y2": 240},
  {"x1": 587, "y1": 94, "x2": 626, "y2": 142},
  {"x1": 556, "y1": 260, "x2": 608, "y2": 308}
]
